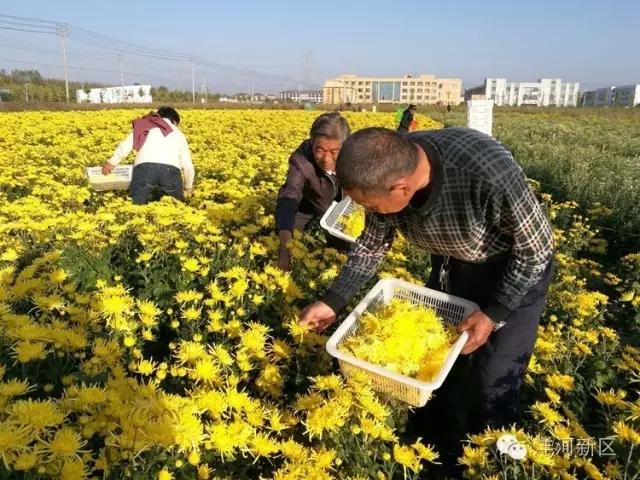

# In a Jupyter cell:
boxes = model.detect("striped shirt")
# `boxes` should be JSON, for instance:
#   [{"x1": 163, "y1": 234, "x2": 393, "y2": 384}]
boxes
[{"x1": 321, "y1": 127, "x2": 554, "y2": 324}]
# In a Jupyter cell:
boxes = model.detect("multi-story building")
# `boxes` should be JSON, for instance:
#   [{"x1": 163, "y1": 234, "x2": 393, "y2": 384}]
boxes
[
  {"x1": 466, "y1": 78, "x2": 580, "y2": 107},
  {"x1": 322, "y1": 80, "x2": 356, "y2": 104},
  {"x1": 278, "y1": 89, "x2": 323, "y2": 103},
  {"x1": 582, "y1": 87, "x2": 615, "y2": 107},
  {"x1": 612, "y1": 85, "x2": 640, "y2": 107},
  {"x1": 322, "y1": 74, "x2": 462, "y2": 105},
  {"x1": 582, "y1": 85, "x2": 640, "y2": 107},
  {"x1": 581, "y1": 90, "x2": 596, "y2": 106},
  {"x1": 596, "y1": 87, "x2": 616, "y2": 106}
]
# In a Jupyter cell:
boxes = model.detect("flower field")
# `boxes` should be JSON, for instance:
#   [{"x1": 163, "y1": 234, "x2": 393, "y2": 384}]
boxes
[{"x1": 0, "y1": 109, "x2": 639, "y2": 479}]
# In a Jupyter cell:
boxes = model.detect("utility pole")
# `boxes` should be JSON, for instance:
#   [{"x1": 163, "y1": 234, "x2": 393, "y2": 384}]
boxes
[
  {"x1": 24, "y1": 83, "x2": 29, "y2": 103},
  {"x1": 118, "y1": 54, "x2": 125, "y2": 89},
  {"x1": 191, "y1": 60, "x2": 196, "y2": 104},
  {"x1": 298, "y1": 50, "x2": 313, "y2": 104},
  {"x1": 57, "y1": 23, "x2": 70, "y2": 102},
  {"x1": 301, "y1": 50, "x2": 313, "y2": 90},
  {"x1": 202, "y1": 73, "x2": 207, "y2": 102}
]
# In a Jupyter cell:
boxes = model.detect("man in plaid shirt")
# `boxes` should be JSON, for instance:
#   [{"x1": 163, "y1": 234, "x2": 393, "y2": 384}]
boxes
[{"x1": 300, "y1": 127, "x2": 554, "y2": 473}]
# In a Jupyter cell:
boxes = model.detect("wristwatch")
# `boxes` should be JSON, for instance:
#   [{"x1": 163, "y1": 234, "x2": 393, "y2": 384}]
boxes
[{"x1": 491, "y1": 320, "x2": 506, "y2": 331}]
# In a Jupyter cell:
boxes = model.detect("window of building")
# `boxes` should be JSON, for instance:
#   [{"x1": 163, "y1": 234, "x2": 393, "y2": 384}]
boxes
[
  {"x1": 402, "y1": 82, "x2": 408, "y2": 86},
  {"x1": 402, "y1": 88, "x2": 407, "y2": 93},
  {"x1": 416, "y1": 95, "x2": 422, "y2": 100}
]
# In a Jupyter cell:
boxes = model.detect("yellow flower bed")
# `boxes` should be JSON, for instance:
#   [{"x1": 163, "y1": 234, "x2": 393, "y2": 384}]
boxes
[
  {"x1": 0, "y1": 109, "x2": 442, "y2": 480},
  {"x1": 339, "y1": 299, "x2": 453, "y2": 381},
  {"x1": 0, "y1": 108, "x2": 638, "y2": 479}
]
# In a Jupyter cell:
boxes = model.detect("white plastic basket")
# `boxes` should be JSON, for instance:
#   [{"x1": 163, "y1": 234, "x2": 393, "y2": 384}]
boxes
[
  {"x1": 326, "y1": 278, "x2": 479, "y2": 407},
  {"x1": 86, "y1": 166, "x2": 133, "y2": 191},
  {"x1": 320, "y1": 196, "x2": 363, "y2": 243}
]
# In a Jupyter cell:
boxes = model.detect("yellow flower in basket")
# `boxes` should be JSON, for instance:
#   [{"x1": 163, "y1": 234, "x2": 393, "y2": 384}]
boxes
[
  {"x1": 339, "y1": 299, "x2": 454, "y2": 382},
  {"x1": 338, "y1": 206, "x2": 366, "y2": 238}
]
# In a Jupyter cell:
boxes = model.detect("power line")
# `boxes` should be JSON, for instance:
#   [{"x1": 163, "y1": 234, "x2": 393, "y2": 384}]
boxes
[
  {"x1": 0, "y1": 25, "x2": 56, "y2": 34},
  {"x1": 0, "y1": 13, "x2": 297, "y2": 85},
  {"x1": 0, "y1": 57, "x2": 176, "y2": 83},
  {"x1": 0, "y1": 36, "x2": 121, "y2": 61},
  {"x1": 0, "y1": 13, "x2": 58, "y2": 25}
]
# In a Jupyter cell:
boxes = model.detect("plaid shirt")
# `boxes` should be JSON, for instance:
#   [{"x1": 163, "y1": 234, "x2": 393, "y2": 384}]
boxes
[{"x1": 321, "y1": 127, "x2": 554, "y2": 324}]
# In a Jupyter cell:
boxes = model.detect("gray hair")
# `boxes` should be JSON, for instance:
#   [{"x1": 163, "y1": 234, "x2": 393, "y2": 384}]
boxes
[
  {"x1": 336, "y1": 127, "x2": 419, "y2": 194},
  {"x1": 309, "y1": 112, "x2": 350, "y2": 143}
]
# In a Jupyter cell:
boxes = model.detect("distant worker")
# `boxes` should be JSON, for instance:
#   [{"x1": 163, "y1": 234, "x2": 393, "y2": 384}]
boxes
[
  {"x1": 397, "y1": 104, "x2": 417, "y2": 133},
  {"x1": 102, "y1": 106, "x2": 195, "y2": 205},
  {"x1": 275, "y1": 112, "x2": 351, "y2": 271}
]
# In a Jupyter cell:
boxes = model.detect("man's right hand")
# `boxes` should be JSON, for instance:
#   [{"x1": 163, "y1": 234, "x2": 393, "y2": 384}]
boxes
[
  {"x1": 277, "y1": 247, "x2": 291, "y2": 271},
  {"x1": 299, "y1": 301, "x2": 337, "y2": 332},
  {"x1": 101, "y1": 162, "x2": 115, "y2": 175}
]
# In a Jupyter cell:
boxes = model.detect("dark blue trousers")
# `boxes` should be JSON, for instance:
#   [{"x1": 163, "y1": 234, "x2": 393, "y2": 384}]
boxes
[
  {"x1": 130, "y1": 163, "x2": 184, "y2": 205},
  {"x1": 408, "y1": 254, "x2": 554, "y2": 476}
]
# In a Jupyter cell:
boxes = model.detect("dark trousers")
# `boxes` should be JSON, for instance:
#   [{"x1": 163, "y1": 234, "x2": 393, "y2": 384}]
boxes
[
  {"x1": 130, "y1": 163, "x2": 184, "y2": 205},
  {"x1": 294, "y1": 211, "x2": 351, "y2": 252},
  {"x1": 408, "y1": 254, "x2": 554, "y2": 476}
]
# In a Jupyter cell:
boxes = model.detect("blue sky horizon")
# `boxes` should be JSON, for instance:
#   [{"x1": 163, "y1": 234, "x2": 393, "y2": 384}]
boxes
[{"x1": 1, "y1": 0, "x2": 638, "y2": 94}]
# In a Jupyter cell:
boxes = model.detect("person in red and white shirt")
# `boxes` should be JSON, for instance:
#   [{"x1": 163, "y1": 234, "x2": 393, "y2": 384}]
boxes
[{"x1": 102, "y1": 106, "x2": 195, "y2": 204}]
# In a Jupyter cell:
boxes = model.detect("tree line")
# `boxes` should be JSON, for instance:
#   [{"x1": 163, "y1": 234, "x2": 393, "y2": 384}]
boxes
[{"x1": 0, "y1": 69, "x2": 223, "y2": 103}]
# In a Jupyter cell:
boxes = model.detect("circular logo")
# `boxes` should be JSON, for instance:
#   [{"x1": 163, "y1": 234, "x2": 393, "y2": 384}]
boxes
[
  {"x1": 496, "y1": 434, "x2": 518, "y2": 454},
  {"x1": 507, "y1": 442, "x2": 527, "y2": 460},
  {"x1": 496, "y1": 434, "x2": 527, "y2": 461}
]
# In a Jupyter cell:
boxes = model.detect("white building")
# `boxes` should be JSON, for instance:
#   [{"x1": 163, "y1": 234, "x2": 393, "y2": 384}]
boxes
[
  {"x1": 279, "y1": 89, "x2": 323, "y2": 103},
  {"x1": 76, "y1": 85, "x2": 152, "y2": 104},
  {"x1": 582, "y1": 85, "x2": 640, "y2": 107},
  {"x1": 471, "y1": 78, "x2": 580, "y2": 107}
]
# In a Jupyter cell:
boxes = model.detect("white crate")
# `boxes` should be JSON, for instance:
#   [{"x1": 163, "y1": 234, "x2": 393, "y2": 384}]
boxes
[
  {"x1": 86, "y1": 166, "x2": 133, "y2": 191},
  {"x1": 320, "y1": 196, "x2": 363, "y2": 243},
  {"x1": 326, "y1": 278, "x2": 478, "y2": 407}
]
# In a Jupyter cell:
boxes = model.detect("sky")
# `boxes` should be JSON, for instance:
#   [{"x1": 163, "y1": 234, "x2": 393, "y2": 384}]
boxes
[{"x1": 0, "y1": 0, "x2": 638, "y2": 94}]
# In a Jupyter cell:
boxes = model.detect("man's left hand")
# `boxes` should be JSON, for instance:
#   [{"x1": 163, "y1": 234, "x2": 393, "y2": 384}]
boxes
[{"x1": 458, "y1": 310, "x2": 495, "y2": 355}]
